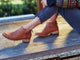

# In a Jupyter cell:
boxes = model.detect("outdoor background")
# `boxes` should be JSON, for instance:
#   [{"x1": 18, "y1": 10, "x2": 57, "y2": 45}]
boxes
[{"x1": 0, "y1": 0, "x2": 37, "y2": 17}]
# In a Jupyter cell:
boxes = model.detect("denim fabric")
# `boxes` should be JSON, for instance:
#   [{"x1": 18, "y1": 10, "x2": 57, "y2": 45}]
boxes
[
  {"x1": 36, "y1": 6, "x2": 58, "y2": 23},
  {"x1": 37, "y1": 6, "x2": 80, "y2": 33}
]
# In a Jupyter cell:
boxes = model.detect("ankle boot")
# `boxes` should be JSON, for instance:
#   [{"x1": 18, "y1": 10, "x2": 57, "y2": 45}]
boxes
[
  {"x1": 2, "y1": 27, "x2": 32, "y2": 43},
  {"x1": 35, "y1": 21, "x2": 59, "y2": 36}
]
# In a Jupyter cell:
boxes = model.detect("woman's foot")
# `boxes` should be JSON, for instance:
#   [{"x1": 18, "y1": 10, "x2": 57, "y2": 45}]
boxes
[
  {"x1": 2, "y1": 27, "x2": 32, "y2": 43},
  {"x1": 35, "y1": 21, "x2": 59, "y2": 36},
  {"x1": 2, "y1": 17, "x2": 41, "y2": 43}
]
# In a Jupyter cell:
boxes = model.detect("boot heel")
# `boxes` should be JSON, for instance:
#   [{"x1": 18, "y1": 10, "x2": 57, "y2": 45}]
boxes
[
  {"x1": 51, "y1": 31, "x2": 59, "y2": 35},
  {"x1": 22, "y1": 31, "x2": 32, "y2": 43}
]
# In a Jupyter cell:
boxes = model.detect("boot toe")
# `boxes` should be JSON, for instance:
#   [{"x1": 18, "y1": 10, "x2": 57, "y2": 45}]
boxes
[{"x1": 2, "y1": 32, "x2": 9, "y2": 38}]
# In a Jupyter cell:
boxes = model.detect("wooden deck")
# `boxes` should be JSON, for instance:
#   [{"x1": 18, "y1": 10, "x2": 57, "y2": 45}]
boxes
[{"x1": 0, "y1": 16, "x2": 80, "y2": 60}]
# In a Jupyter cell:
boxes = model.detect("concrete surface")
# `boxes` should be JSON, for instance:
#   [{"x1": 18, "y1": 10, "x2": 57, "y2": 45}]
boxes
[{"x1": 0, "y1": 16, "x2": 80, "y2": 60}]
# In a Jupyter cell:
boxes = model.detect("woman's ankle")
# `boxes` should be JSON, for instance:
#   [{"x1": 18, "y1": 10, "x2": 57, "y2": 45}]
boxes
[{"x1": 23, "y1": 17, "x2": 41, "y2": 31}]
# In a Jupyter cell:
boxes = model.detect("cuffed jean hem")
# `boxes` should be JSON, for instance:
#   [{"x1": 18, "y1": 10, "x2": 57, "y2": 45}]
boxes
[{"x1": 36, "y1": 6, "x2": 58, "y2": 23}]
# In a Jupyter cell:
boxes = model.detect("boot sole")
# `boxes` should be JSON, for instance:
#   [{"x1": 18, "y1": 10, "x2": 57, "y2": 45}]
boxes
[{"x1": 37, "y1": 31, "x2": 59, "y2": 37}]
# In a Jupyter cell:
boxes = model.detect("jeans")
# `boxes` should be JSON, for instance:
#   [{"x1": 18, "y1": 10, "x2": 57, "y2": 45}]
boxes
[{"x1": 37, "y1": 6, "x2": 80, "y2": 33}]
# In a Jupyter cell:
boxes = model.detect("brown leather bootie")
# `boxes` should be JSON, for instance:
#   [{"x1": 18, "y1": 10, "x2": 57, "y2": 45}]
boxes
[
  {"x1": 35, "y1": 21, "x2": 59, "y2": 36},
  {"x1": 2, "y1": 27, "x2": 32, "y2": 43}
]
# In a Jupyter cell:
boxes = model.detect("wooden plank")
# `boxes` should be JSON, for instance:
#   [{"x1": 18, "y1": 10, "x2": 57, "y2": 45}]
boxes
[
  {"x1": 0, "y1": 16, "x2": 80, "y2": 60},
  {"x1": 37, "y1": 0, "x2": 43, "y2": 13},
  {"x1": 1, "y1": 44, "x2": 80, "y2": 60}
]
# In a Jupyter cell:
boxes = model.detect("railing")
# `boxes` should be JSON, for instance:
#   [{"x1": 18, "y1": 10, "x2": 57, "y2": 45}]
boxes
[{"x1": 0, "y1": 14, "x2": 35, "y2": 23}]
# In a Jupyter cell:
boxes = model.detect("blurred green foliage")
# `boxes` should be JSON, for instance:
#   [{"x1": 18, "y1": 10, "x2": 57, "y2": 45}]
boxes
[{"x1": 0, "y1": 0, "x2": 37, "y2": 17}]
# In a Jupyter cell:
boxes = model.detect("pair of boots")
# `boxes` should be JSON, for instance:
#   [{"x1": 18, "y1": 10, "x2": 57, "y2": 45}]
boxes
[{"x1": 2, "y1": 21, "x2": 59, "y2": 43}]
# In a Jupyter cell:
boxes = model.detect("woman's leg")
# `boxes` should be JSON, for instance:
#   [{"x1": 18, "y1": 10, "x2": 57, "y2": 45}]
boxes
[
  {"x1": 23, "y1": 17, "x2": 41, "y2": 31},
  {"x1": 23, "y1": 6, "x2": 58, "y2": 34},
  {"x1": 2, "y1": 6, "x2": 58, "y2": 42},
  {"x1": 36, "y1": 0, "x2": 59, "y2": 36},
  {"x1": 59, "y1": 8, "x2": 80, "y2": 33},
  {"x1": 36, "y1": 12, "x2": 59, "y2": 36},
  {"x1": 49, "y1": 12, "x2": 58, "y2": 22}
]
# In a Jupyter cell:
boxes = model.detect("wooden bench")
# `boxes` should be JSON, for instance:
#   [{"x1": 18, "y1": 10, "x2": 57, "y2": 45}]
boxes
[{"x1": 0, "y1": 1, "x2": 80, "y2": 60}]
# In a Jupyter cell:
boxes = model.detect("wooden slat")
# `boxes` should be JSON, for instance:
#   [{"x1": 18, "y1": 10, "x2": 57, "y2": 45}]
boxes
[{"x1": 37, "y1": 0, "x2": 43, "y2": 13}]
